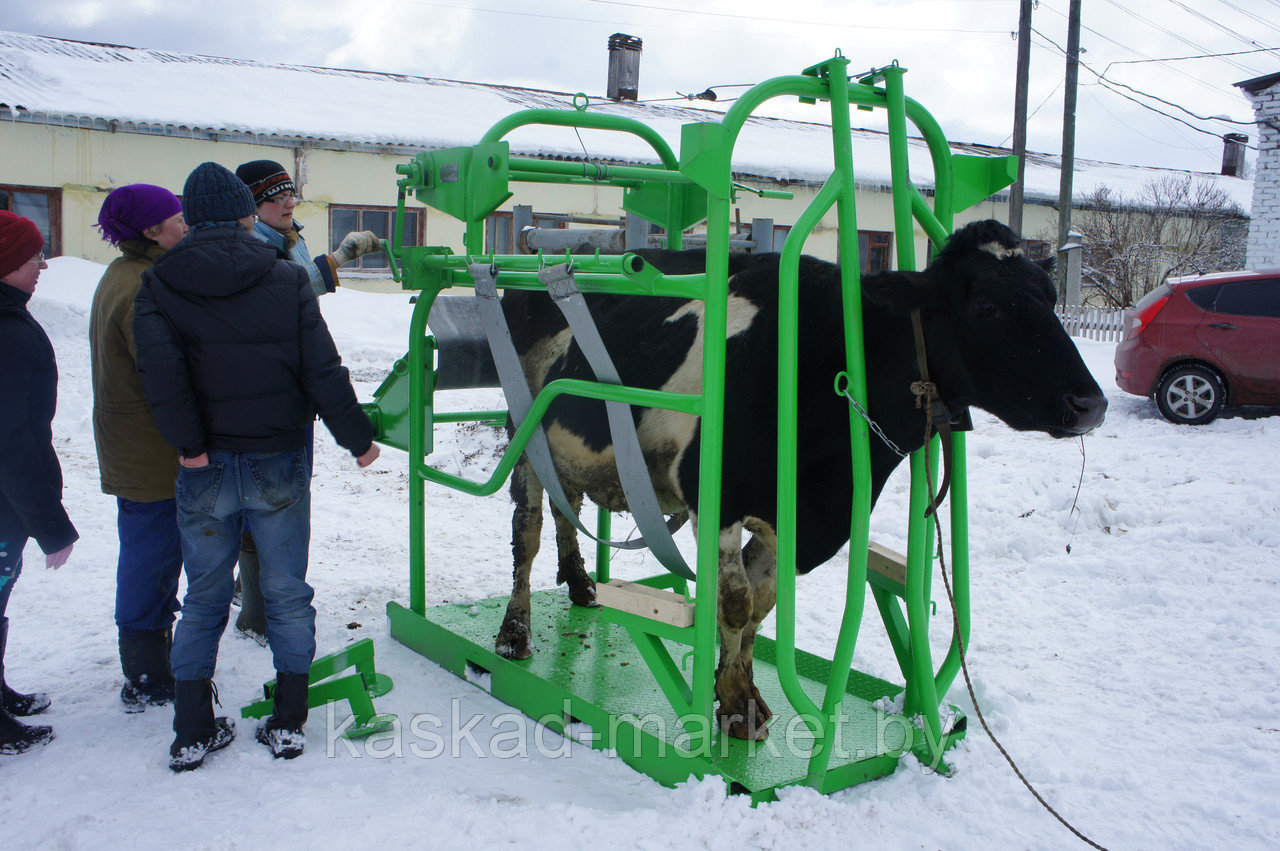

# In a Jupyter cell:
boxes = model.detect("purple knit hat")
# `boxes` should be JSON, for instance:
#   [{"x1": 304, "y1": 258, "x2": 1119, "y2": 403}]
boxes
[{"x1": 96, "y1": 184, "x2": 183, "y2": 247}]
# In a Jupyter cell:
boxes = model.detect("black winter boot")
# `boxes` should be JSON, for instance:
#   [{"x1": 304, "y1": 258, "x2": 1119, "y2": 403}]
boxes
[
  {"x1": 0, "y1": 618, "x2": 53, "y2": 754},
  {"x1": 234, "y1": 532, "x2": 267, "y2": 646},
  {"x1": 119, "y1": 627, "x2": 176, "y2": 713},
  {"x1": 0, "y1": 616, "x2": 50, "y2": 717},
  {"x1": 255, "y1": 671, "x2": 310, "y2": 760},
  {"x1": 169, "y1": 679, "x2": 235, "y2": 772}
]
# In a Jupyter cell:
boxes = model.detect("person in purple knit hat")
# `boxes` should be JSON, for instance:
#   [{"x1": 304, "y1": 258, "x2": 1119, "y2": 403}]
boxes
[{"x1": 89, "y1": 184, "x2": 189, "y2": 713}]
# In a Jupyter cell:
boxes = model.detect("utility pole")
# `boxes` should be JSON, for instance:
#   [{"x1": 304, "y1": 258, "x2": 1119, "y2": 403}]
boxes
[
  {"x1": 1009, "y1": 0, "x2": 1034, "y2": 237},
  {"x1": 1057, "y1": 0, "x2": 1082, "y2": 300}
]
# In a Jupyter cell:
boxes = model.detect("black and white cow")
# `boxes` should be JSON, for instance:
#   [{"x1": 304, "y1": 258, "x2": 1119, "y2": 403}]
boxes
[{"x1": 494, "y1": 219, "x2": 1106, "y2": 740}]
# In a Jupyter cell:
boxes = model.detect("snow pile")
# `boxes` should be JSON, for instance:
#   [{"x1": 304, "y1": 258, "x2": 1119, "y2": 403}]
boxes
[{"x1": 1, "y1": 257, "x2": 1277, "y2": 848}]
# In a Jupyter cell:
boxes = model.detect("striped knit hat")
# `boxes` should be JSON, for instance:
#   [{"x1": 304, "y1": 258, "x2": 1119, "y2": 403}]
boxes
[{"x1": 235, "y1": 159, "x2": 297, "y2": 206}]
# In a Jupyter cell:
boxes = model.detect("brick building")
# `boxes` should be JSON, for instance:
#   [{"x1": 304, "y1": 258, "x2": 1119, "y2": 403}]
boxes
[{"x1": 1237, "y1": 72, "x2": 1280, "y2": 269}]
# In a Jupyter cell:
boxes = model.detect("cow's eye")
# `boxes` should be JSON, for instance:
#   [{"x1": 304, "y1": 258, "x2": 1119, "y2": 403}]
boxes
[{"x1": 976, "y1": 298, "x2": 998, "y2": 316}]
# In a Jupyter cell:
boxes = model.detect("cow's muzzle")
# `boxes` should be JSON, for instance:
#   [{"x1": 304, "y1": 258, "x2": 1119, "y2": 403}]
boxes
[{"x1": 1052, "y1": 391, "x2": 1108, "y2": 437}]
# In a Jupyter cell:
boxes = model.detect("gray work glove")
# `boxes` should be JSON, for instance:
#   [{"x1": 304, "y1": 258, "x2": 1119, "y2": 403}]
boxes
[{"x1": 330, "y1": 230, "x2": 383, "y2": 266}]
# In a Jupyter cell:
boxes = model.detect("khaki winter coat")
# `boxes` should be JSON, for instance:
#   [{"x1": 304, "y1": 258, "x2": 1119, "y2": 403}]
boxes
[{"x1": 90, "y1": 240, "x2": 179, "y2": 501}]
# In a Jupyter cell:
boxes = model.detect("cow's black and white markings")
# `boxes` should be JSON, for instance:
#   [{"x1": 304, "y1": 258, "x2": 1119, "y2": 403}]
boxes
[{"x1": 493, "y1": 219, "x2": 1107, "y2": 740}]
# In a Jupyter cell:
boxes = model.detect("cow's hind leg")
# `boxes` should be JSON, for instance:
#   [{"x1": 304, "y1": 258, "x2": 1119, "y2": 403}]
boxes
[
  {"x1": 498, "y1": 458, "x2": 542, "y2": 660},
  {"x1": 714, "y1": 523, "x2": 770, "y2": 740},
  {"x1": 739, "y1": 528, "x2": 778, "y2": 722},
  {"x1": 551, "y1": 490, "x2": 597, "y2": 608}
]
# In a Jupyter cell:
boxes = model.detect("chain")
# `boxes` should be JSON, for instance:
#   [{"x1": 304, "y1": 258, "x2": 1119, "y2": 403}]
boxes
[
  {"x1": 837, "y1": 385, "x2": 907, "y2": 458},
  {"x1": 922, "y1": 429, "x2": 1109, "y2": 851}
]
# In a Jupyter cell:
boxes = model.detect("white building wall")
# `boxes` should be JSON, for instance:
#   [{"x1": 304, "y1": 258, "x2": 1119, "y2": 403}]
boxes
[{"x1": 1245, "y1": 81, "x2": 1280, "y2": 269}]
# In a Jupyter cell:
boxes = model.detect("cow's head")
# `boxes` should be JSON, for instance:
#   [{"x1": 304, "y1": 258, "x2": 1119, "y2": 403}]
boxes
[{"x1": 862, "y1": 219, "x2": 1106, "y2": 438}]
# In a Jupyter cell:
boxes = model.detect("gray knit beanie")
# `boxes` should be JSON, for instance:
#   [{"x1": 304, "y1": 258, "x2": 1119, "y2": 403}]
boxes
[{"x1": 182, "y1": 162, "x2": 256, "y2": 226}]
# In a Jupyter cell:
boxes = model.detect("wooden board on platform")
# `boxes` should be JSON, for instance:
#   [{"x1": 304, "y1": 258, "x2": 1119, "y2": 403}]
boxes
[{"x1": 595, "y1": 578, "x2": 695, "y2": 628}]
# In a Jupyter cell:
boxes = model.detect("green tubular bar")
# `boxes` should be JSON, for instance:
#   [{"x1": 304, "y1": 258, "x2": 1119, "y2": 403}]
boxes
[
  {"x1": 418, "y1": 377, "x2": 702, "y2": 497},
  {"x1": 775, "y1": 170, "x2": 846, "y2": 741},
  {"x1": 374, "y1": 52, "x2": 1006, "y2": 796},
  {"x1": 479, "y1": 108, "x2": 681, "y2": 169},
  {"x1": 509, "y1": 158, "x2": 695, "y2": 185}
]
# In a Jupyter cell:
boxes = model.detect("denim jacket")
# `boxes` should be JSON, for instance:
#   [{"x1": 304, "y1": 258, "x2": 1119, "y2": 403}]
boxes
[{"x1": 251, "y1": 221, "x2": 336, "y2": 296}]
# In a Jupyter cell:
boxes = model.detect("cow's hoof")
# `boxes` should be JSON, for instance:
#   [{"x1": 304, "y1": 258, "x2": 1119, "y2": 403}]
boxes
[
  {"x1": 749, "y1": 687, "x2": 773, "y2": 721},
  {"x1": 568, "y1": 582, "x2": 599, "y2": 608},
  {"x1": 495, "y1": 621, "x2": 532, "y2": 660},
  {"x1": 719, "y1": 711, "x2": 770, "y2": 741}
]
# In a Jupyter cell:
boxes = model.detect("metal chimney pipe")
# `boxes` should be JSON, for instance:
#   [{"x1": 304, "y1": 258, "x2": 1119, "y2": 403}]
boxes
[
  {"x1": 1221, "y1": 132, "x2": 1248, "y2": 176},
  {"x1": 607, "y1": 33, "x2": 642, "y2": 102}
]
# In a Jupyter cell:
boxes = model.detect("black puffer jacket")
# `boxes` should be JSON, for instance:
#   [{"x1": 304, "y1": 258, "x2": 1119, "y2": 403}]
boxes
[
  {"x1": 0, "y1": 282, "x2": 78, "y2": 552},
  {"x1": 134, "y1": 224, "x2": 373, "y2": 459}
]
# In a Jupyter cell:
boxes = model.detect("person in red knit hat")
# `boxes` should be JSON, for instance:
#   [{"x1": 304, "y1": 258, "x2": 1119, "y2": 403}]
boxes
[{"x1": 0, "y1": 210, "x2": 78, "y2": 755}]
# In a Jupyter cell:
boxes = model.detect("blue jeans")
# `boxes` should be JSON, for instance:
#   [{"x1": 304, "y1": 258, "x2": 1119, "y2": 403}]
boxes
[
  {"x1": 170, "y1": 448, "x2": 316, "y2": 680},
  {"x1": 115, "y1": 498, "x2": 183, "y2": 633},
  {"x1": 0, "y1": 532, "x2": 26, "y2": 620}
]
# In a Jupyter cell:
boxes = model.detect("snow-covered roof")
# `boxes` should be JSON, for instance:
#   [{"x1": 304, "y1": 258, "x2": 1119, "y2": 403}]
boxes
[{"x1": 0, "y1": 30, "x2": 1254, "y2": 210}]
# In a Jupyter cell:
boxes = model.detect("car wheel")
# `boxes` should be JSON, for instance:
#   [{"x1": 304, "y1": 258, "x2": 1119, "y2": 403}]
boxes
[{"x1": 1155, "y1": 364, "x2": 1226, "y2": 425}]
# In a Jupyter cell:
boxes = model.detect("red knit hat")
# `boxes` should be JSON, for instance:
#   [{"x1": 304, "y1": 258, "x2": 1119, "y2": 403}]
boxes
[{"x1": 0, "y1": 211, "x2": 44, "y2": 280}]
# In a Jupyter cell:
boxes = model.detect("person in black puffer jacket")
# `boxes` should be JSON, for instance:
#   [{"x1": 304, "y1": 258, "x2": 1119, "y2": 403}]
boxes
[
  {"x1": 0, "y1": 210, "x2": 76, "y2": 756},
  {"x1": 134, "y1": 162, "x2": 380, "y2": 772}
]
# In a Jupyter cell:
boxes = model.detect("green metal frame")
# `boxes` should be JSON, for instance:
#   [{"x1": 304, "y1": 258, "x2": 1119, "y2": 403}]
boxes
[
  {"x1": 241, "y1": 637, "x2": 396, "y2": 739},
  {"x1": 366, "y1": 53, "x2": 1017, "y2": 798}
]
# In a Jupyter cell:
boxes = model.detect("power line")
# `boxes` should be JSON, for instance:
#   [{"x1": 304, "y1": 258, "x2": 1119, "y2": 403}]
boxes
[
  {"x1": 375, "y1": 0, "x2": 906, "y2": 43},
  {"x1": 1083, "y1": 86, "x2": 1212, "y2": 153},
  {"x1": 1165, "y1": 0, "x2": 1280, "y2": 60},
  {"x1": 1212, "y1": 0, "x2": 1280, "y2": 37},
  {"x1": 1103, "y1": 0, "x2": 1257, "y2": 75},
  {"x1": 1036, "y1": 0, "x2": 1239, "y2": 101},
  {"x1": 1103, "y1": 46, "x2": 1280, "y2": 73},
  {"x1": 1031, "y1": 30, "x2": 1258, "y2": 146},
  {"x1": 999, "y1": 79, "x2": 1065, "y2": 147},
  {"x1": 583, "y1": 0, "x2": 1009, "y2": 34},
  {"x1": 1033, "y1": 28, "x2": 1253, "y2": 126}
]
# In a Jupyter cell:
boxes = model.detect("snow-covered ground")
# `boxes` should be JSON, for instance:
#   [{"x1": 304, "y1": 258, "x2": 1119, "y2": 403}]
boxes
[{"x1": 3, "y1": 256, "x2": 1278, "y2": 849}]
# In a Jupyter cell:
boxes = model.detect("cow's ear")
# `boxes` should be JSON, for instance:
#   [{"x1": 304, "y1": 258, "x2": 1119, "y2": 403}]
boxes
[
  {"x1": 860, "y1": 270, "x2": 937, "y2": 314},
  {"x1": 1036, "y1": 255, "x2": 1056, "y2": 274}
]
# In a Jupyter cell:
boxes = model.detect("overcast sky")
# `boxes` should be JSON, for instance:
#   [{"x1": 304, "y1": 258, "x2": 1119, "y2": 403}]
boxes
[{"x1": 3, "y1": 1, "x2": 1276, "y2": 183}]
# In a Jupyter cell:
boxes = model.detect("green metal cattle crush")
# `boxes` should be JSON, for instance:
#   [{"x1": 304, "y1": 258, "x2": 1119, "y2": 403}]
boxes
[{"x1": 364, "y1": 53, "x2": 1018, "y2": 802}]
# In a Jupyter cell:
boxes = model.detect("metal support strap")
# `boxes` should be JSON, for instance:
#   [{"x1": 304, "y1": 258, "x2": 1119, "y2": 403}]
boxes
[
  {"x1": 539, "y1": 263, "x2": 693, "y2": 578},
  {"x1": 469, "y1": 263, "x2": 694, "y2": 579}
]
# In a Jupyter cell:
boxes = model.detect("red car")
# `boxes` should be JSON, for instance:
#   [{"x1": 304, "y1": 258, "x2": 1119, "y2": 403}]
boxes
[{"x1": 1114, "y1": 269, "x2": 1280, "y2": 424}]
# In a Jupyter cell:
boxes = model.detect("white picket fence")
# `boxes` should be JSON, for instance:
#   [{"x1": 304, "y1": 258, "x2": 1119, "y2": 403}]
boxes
[{"x1": 1055, "y1": 304, "x2": 1126, "y2": 342}]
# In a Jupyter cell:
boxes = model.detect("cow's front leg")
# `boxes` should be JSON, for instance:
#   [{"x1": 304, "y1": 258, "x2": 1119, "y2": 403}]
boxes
[
  {"x1": 714, "y1": 523, "x2": 770, "y2": 740},
  {"x1": 739, "y1": 528, "x2": 779, "y2": 722},
  {"x1": 551, "y1": 490, "x2": 597, "y2": 608},
  {"x1": 498, "y1": 459, "x2": 542, "y2": 660}
]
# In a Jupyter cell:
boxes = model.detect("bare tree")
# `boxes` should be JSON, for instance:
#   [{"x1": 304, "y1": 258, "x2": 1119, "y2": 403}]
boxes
[{"x1": 1073, "y1": 174, "x2": 1247, "y2": 309}]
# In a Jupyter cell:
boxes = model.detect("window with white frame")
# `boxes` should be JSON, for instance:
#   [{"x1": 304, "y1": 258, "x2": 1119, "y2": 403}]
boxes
[
  {"x1": 1, "y1": 185, "x2": 61, "y2": 257},
  {"x1": 329, "y1": 205, "x2": 422, "y2": 270}
]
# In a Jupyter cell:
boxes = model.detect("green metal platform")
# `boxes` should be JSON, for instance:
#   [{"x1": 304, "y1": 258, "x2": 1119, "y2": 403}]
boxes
[{"x1": 389, "y1": 589, "x2": 965, "y2": 802}]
